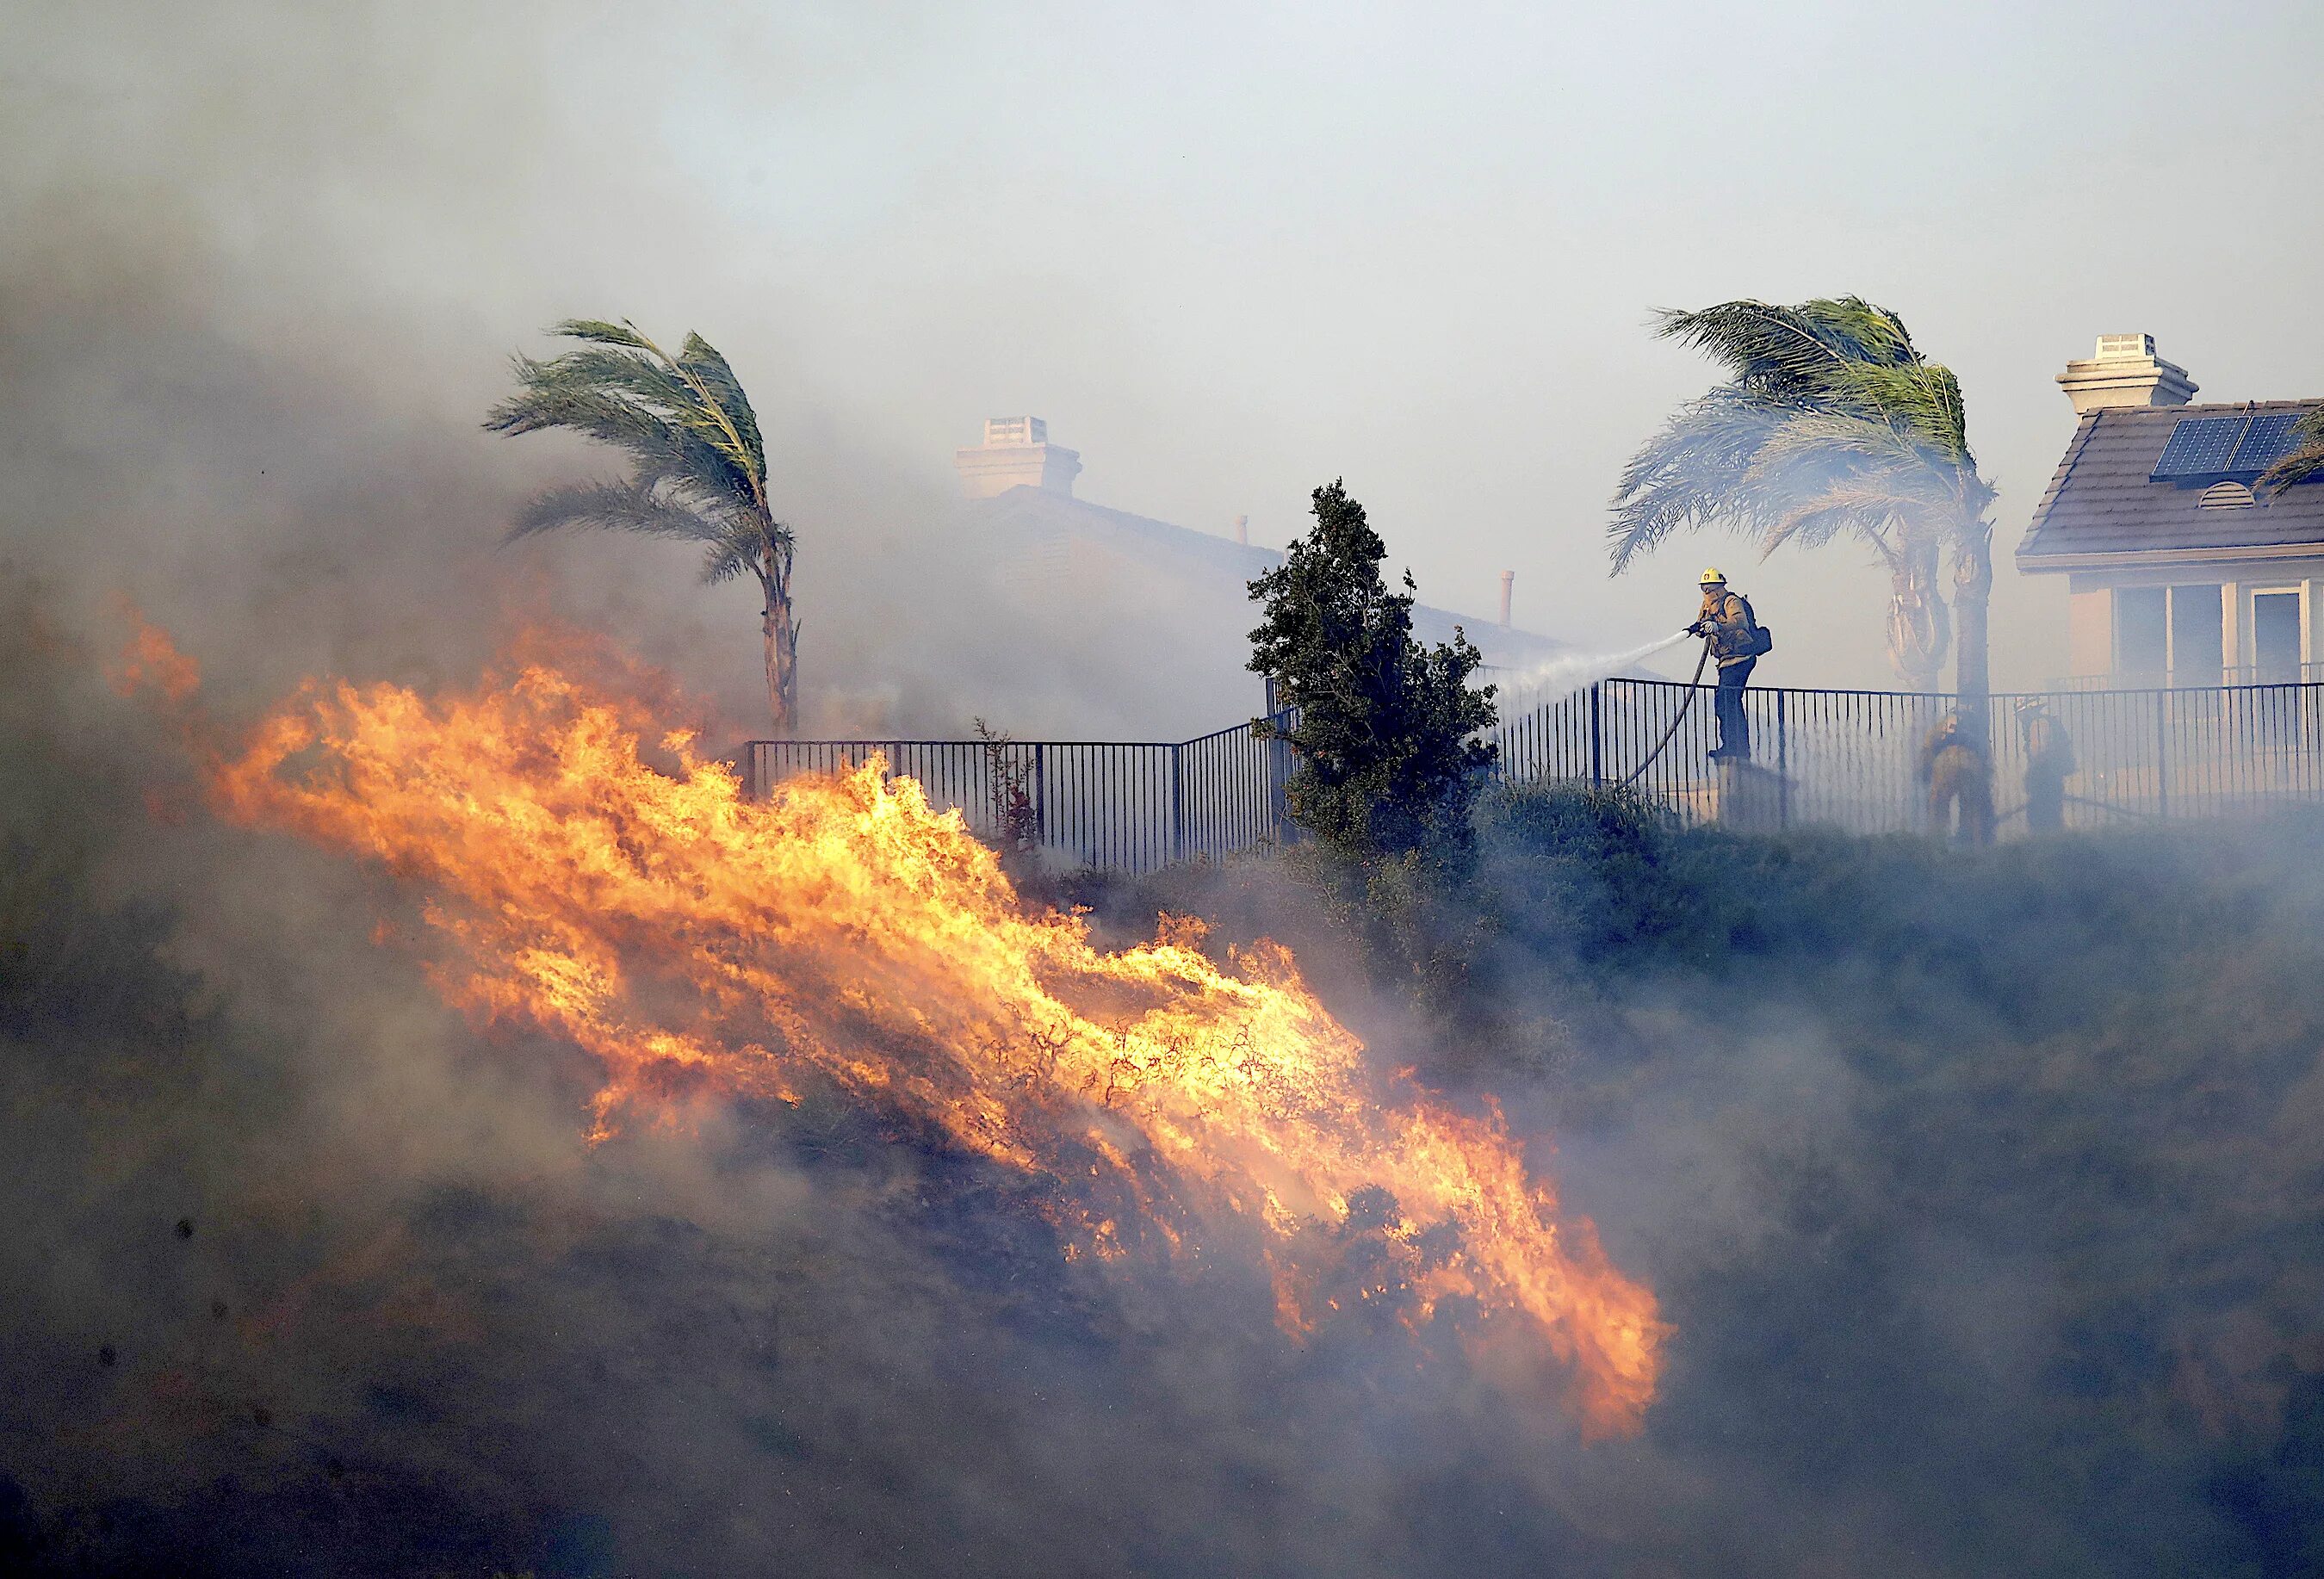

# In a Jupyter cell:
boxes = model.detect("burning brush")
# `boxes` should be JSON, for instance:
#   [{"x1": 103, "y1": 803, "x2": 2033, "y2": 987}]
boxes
[{"x1": 131, "y1": 619, "x2": 1664, "y2": 1435}]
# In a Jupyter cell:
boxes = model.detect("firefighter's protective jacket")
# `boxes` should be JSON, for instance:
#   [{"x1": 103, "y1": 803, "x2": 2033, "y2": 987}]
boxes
[
  {"x1": 1918, "y1": 715, "x2": 1989, "y2": 781},
  {"x1": 2021, "y1": 711, "x2": 2075, "y2": 778},
  {"x1": 1697, "y1": 589, "x2": 1756, "y2": 666}
]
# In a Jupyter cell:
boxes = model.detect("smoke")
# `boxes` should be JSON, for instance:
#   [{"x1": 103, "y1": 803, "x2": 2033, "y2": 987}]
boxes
[
  {"x1": 1459, "y1": 785, "x2": 2324, "y2": 1576},
  {"x1": 0, "y1": 10, "x2": 1482, "y2": 1570},
  {"x1": 0, "y1": 585, "x2": 1704, "y2": 1576},
  {"x1": 0, "y1": 1, "x2": 1237, "y2": 750},
  {"x1": 6, "y1": 7, "x2": 2323, "y2": 1576}
]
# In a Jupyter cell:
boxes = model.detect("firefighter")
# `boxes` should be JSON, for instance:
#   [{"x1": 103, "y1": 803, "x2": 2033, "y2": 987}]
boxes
[
  {"x1": 1919, "y1": 709, "x2": 1994, "y2": 847},
  {"x1": 1689, "y1": 568, "x2": 1761, "y2": 761},
  {"x1": 2017, "y1": 697, "x2": 2074, "y2": 835}
]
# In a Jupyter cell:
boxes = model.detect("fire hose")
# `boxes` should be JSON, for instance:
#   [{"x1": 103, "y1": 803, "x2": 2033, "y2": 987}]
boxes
[{"x1": 1616, "y1": 635, "x2": 1713, "y2": 790}]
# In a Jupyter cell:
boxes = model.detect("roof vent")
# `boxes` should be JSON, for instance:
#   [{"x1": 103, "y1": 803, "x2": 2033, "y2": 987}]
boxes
[
  {"x1": 2199, "y1": 480, "x2": 2256, "y2": 511},
  {"x1": 2058, "y1": 334, "x2": 2199, "y2": 413}
]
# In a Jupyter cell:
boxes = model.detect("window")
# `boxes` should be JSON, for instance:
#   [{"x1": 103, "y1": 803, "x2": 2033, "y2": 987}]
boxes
[
  {"x1": 2254, "y1": 591, "x2": 2302, "y2": 684},
  {"x1": 2170, "y1": 584, "x2": 2222, "y2": 685},
  {"x1": 2113, "y1": 585, "x2": 2225, "y2": 684},
  {"x1": 2116, "y1": 587, "x2": 2166, "y2": 679}
]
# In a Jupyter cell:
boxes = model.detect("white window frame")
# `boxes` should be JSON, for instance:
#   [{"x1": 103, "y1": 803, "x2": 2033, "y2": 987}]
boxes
[{"x1": 2246, "y1": 583, "x2": 2309, "y2": 676}]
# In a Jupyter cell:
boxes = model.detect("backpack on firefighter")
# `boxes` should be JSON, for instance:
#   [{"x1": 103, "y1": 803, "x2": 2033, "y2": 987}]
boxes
[{"x1": 1695, "y1": 589, "x2": 1775, "y2": 659}]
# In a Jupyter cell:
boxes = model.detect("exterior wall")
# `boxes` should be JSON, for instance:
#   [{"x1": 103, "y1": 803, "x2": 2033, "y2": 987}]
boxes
[{"x1": 2067, "y1": 585, "x2": 2112, "y2": 677}]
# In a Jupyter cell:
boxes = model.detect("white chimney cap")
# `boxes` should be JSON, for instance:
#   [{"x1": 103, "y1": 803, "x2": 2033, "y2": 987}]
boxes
[
  {"x1": 2094, "y1": 333, "x2": 2156, "y2": 362},
  {"x1": 2057, "y1": 334, "x2": 2197, "y2": 414},
  {"x1": 982, "y1": 416, "x2": 1046, "y2": 446},
  {"x1": 955, "y1": 416, "x2": 1081, "y2": 498}
]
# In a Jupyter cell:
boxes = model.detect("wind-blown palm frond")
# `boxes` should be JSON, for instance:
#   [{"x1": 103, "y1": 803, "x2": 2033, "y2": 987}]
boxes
[
  {"x1": 1655, "y1": 299, "x2": 1980, "y2": 467},
  {"x1": 1610, "y1": 296, "x2": 1998, "y2": 697},
  {"x1": 507, "y1": 479, "x2": 730, "y2": 546},
  {"x1": 2259, "y1": 408, "x2": 2324, "y2": 495},
  {"x1": 486, "y1": 318, "x2": 800, "y2": 730},
  {"x1": 1763, "y1": 479, "x2": 1930, "y2": 555},
  {"x1": 676, "y1": 332, "x2": 765, "y2": 484}
]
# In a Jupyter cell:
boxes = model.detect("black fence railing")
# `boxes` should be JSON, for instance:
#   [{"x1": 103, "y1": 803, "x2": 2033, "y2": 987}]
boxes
[
  {"x1": 747, "y1": 715, "x2": 1297, "y2": 876},
  {"x1": 1498, "y1": 679, "x2": 2324, "y2": 835},
  {"x1": 746, "y1": 678, "x2": 2324, "y2": 870},
  {"x1": 2051, "y1": 664, "x2": 2324, "y2": 690}
]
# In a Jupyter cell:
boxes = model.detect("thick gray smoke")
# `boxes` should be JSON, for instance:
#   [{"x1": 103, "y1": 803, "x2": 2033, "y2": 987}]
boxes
[
  {"x1": 0, "y1": 2, "x2": 1238, "y2": 747},
  {"x1": 7, "y1": 7, "x2": 2322, "y2": 1577},
  {"x1": 0, "y1": 19, "x2": 1647, "y2": 1574},
  {"x1": 0, "y1": 585, "x2": 1679, "y2": 1576}
]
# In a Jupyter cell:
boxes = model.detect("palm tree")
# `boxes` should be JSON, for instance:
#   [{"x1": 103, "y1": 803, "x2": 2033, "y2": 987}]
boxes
[
  {"x1": 1607, "y1": 297, "x2": 1997, "y2": 702},
  {"x1": 485, "y1": 319, "x2": 798, "y2": 732},
  {"x1": 2259, "y1": 408, "x2": 2324, "y2": 495}
]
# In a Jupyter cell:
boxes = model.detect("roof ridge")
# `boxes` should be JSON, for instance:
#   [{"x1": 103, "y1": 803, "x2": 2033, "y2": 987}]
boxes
[{"x1": 2129, "y1": 396, "x2": 2324, "y2": 416}]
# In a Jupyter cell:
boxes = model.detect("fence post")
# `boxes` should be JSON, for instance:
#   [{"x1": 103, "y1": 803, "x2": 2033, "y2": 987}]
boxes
[
  {"x1": 1776, "y1": 689, "x2": 1790, "y2": 828},
  {"x1": 1282, "y1": 737, "x2": 1299, "y2": 845},
  {"x1": 1032, "y1": 742, "x2": 1047, "y2": 846},
  {"x1": 2154, "y1": 690, "x2": 2170, "y2": 819},
  {"x1": 1169, "y1": 743, "x2": 1185, "y2": 864},
  {"x1": 1589, "y1": 683, "x2": 1603, "y2": 789}
]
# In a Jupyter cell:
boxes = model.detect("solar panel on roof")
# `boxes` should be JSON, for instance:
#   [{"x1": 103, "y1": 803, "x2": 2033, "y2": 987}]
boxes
[
  {"x1": 2228, "y1": 412, "x2": 2306, "y2": 474},
  {"x1": 2152, "y1": 416, "x2": 2247, "y2": 480}
]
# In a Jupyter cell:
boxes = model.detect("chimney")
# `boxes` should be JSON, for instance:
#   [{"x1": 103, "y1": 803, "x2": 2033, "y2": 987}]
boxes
[
  {"x1": 2056, "y1": 334, "x2": 2198, "y2": 414},
  {"x1": 1497, "y1": 570, "x2": 1514, "y2": 627},
  {"x1": 1234, "y1": 514, "x2": 1249, "y2": 546},
  {"x1": 954, "y1": 416, "x2": 1083, "y2": 498}
]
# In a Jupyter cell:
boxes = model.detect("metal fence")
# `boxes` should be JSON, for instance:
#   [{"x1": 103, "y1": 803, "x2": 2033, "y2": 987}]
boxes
[
  {"x1": 746, "y1": 716, "x2": 1295, "y2": 876},
  {"x1": 2052, "y1": 664, "x2": 2324, "y2": 690},
  {"x1": 746, "y1": 678, "x2": 2324, "y2": 870},
  {"x1": 1495, "y1": 678, "x2": 2324, "y2": 837}
]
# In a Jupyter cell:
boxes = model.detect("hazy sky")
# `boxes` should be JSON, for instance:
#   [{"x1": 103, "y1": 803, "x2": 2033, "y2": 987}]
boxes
[{"x1": 12, "y1": 0, "x2": 2324, "y2": 693}]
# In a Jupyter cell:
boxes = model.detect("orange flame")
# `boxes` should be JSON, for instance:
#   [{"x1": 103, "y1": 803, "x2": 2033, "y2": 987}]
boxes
[
  {"x1": 105, "y1": 594, "x2": 201, "y2": 703},
  {"x1": 204, "y1": 650, "x2": 1666, "y2": 1433}
]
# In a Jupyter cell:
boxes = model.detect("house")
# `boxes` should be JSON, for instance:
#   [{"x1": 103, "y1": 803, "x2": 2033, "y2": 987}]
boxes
[
  {"x1": 951, "y1": 418, "x2": 1564, "y2": 734},
  {"x1": 2016, "y1": 336, "x2": 2324, "y2": 685}
]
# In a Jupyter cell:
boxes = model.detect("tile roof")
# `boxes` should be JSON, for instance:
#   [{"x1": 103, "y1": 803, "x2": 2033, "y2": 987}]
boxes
[{"x1": 2017, "y1": 399, "x2": 2324, "y2": 569}]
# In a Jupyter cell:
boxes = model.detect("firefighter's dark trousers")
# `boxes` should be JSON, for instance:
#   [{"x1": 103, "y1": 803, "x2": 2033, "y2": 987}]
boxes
[
  {"x1": 2024, "y1": 772, "x2": 2067, "y2": 835},
  {"x1": 1713, "y1": 658, "x2": 1756, "y2": 759}
]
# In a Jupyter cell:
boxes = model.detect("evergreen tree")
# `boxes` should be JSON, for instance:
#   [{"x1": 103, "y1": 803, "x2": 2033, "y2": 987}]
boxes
[{"x1": 1248, "y1": 480, "x2": 1498, "y2": 874}]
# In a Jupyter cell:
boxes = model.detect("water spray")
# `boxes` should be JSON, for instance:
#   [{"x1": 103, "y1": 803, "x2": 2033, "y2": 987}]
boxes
[
  {"x1": 1496, "y1": 627, "x2": 1717, "y2": 788},
  {"x1": 1497, "y1": 629, "x2": 1698, "y2": 713}
]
